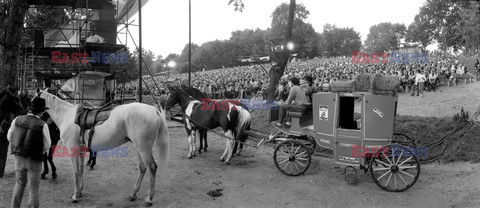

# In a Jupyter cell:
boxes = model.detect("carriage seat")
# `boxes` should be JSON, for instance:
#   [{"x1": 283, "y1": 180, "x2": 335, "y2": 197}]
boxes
[
  {"x1": 75, "y1": 102, "x2": 116, "y2": 130},
  {"x1": 287, "y1": 105, "x2": 313, "y2": 133},
  {"x1": 288, "y1": 104, "x2": 312, "y2": 117}
]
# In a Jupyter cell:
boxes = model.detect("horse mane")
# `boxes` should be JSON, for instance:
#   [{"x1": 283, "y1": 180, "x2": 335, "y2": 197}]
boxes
[{"x1": 179, "y1": 84, "x2": 209, "y2": 99}]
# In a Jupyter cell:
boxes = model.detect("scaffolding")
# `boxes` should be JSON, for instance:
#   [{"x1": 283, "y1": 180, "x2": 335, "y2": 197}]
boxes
[{"x1": 19, "y1": 0, "x2": 153, "y2": 105}]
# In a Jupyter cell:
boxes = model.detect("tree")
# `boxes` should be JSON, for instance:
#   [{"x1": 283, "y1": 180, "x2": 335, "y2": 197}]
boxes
[
  {"x1": 364, "y1": 22, "x2": 406, "y2": 53},
  {"x1": 133, "y1": 48, "x2": 156, "y2": 74},
  {"x1": 0, "y1": 0, "x2": 29, "y2": 178},
  {"x1": 0, "y1": 0, "x2": 28, "y2": 88},
  {"x1": 453, "y1": 1, "x2": 480, "y2": 53},
  {"x1": 405, "y1": 16, "x2": 432, "y2": 48},
  {"x1": 406, "y1": 0, "x2": 478, "y2": 51},
  {"x1": 268, "y1": 2, "x2": 318, "y2": 59},
  {"x1": 266, "y1": 0, "x2": 296, "y2": 101},
  {"x1": 323, "y1": 24, "x2": 362, "y2": 57}
]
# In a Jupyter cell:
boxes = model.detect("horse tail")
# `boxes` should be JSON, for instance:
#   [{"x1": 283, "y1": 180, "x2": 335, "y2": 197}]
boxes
[{"x1": 155, "y1": 109, "x2": 169, "y2": 174}]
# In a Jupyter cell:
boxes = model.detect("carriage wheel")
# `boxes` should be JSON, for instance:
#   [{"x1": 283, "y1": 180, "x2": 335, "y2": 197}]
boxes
[
  {"x1": 392, "y1": 133, "x2": 416, "y2": 148},
  {"x1": 273, "y1": 140, "x2": 312, "y2": 176},
  {"x1": 369, "y1": 144, "x2": 420, "y2": 192}
]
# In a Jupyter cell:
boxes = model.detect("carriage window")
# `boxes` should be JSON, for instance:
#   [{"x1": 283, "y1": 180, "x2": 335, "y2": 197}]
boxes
[{"x1": 338, "y1": 96, "x2": 362, "y2": 130}]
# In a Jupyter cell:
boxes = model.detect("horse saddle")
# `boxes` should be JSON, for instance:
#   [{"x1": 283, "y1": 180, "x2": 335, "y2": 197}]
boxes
[{"x1": 74, "y1": 102, "x2": 115, "y2": 130}]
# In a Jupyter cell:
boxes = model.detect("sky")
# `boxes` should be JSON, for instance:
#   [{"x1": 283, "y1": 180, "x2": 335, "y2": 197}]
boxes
[{"x1": 123, "y1": 0, "x2": 427, "y2": 58}]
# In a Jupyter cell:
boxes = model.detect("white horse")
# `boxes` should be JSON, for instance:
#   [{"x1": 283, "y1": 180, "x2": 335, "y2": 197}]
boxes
[{"x1": 35, "y1": 89, "x2": 169, "y2": 207}]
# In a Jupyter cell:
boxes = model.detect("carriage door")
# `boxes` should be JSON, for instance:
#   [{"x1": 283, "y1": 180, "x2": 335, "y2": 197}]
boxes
[
  {"x1": 334, "y1": 93, "x2": 363, "y2": 166},
  {"x1": 313, "y1": 92, "x2": 336, "y2": 150},
  {"x1": 363, "y1": 94, "x2": 397, "y2": 151}
]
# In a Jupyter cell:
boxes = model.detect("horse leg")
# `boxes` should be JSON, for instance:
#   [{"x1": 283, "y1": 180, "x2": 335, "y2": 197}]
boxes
[
  {"x1": 41, "y1": 153, "x2": 49, "y2": 179},
  {"x1": 78, "y1": 152, "x2": 85, "y2": 197},
  {"x1": 220, "y1": 130, "x2": 233, "y2": 163},
  {"x1": 192, "y1": 130, "x2": 197, "y2": 157},
  {"x1": 198, "y1": 131, "x2": 203, "y2": 154},
  {"x1": 224, "y1": 133, "x2": 236, "y2": 164},
  {"x1": 70, "y1": 156, "x2": 82, "y2": 202},
  {"x1": 203, "y1": 130, "x2": 208, "y2": 152},
  {"x1": 138, "y1": 152, "x2": 157, "y2": 207},
  {"x1": 89, "y1": 152, "x2": 96, "y2": 170},
  {"x1": 187, "y1": 132, "x2": 194, "y2": 159},
  {"x1": 47, "y1": 151, "x2": 57, "y2": 179},
  {"x1": 126, "y1": 152, "x2": 147, "y2": 202}
]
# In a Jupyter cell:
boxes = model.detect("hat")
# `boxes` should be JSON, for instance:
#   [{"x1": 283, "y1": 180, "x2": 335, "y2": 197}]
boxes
[{"x1": 31, "y1": 97, "x2": 49, "y2": 111}]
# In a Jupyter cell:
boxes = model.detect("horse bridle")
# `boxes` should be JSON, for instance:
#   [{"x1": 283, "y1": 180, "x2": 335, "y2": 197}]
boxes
[{"x1": 169, "y1": 87, "x2": 197, "y2": 111}]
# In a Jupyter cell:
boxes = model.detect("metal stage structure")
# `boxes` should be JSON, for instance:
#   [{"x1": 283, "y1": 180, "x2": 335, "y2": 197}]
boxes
[{"x1": 18, "y1": 0, "x2": 163, "y2": 106}]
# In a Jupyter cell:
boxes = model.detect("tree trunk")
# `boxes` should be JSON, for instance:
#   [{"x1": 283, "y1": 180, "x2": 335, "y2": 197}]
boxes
[
  {"x1": 266, "y1": 0, "x2": 296, "y2": 101},
  {"x1": 0, "y1": 0, "x2": 27, "y2": 87},
  {"x1": 0, "y1": 0, "x2": 28, "y2": 177}
]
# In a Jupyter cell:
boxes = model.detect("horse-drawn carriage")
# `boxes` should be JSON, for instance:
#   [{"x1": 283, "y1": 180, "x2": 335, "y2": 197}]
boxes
[{"x1": 264, "y1": 91, "x2": 421, "y2": 192}]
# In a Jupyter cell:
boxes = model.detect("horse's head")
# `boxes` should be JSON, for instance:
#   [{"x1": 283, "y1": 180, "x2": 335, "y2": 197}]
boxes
[
  {"x1": 32, "y1": 88, "x2": 52, "y2": 113},
  {"x1": 18, "y1": 90, "x2": 32, "y2": 115},
  {"x1": 165, "y1": 85, "x2": 180, "y2": 111},
  {"x1": 0, "y1": 86, "x2": 24, "y2": 117}
]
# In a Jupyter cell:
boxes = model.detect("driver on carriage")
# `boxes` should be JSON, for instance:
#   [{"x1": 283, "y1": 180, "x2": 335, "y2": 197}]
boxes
[{"x1": 275, "y1": 76, "x2": 313, "y2": 127}]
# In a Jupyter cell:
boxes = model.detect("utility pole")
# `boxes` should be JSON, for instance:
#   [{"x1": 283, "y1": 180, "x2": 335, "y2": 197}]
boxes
[
  {"x1": 188, "y1": 0, "x2": 192, "y2": 86},
  {"x1": 138, "y1": 0, "x2": 143, "y2": 102}
]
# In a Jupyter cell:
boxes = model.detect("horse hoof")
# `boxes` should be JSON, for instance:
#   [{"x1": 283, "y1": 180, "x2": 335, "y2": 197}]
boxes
[
  {"x1": 187, "y1": 156, "x2": 193, "y2": 159},
  {"x1": 225, "y1": 161, "x2": 231, "y2": 165},
  {"x1": 72, "y1": 196, "x2": 80, "y2": 203},
  {"x1": 125, "y1": 196, "x2": 137, "y2": 201},
  {"x1": 52, "y1": 174, "x2": 57, "y2": 179},
  {"x1": 143, "y1": 201, "x2": 153, "y2": 207},
  {"x1": 41, "y1": 175, "x2": 46, "y2": 180}
]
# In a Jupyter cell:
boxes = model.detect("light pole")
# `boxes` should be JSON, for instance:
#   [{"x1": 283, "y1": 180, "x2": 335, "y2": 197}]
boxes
[{"x1": 188, "y1": 0, "x2": 192, "y2": 86}]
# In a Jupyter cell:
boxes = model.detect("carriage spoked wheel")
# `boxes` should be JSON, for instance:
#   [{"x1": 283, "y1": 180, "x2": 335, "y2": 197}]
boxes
[
  {"x1": 392, "y1": 133, "x2": 417, "y2": 148},
  {"x1": 273, "y1": 140, "x2": 312, "y2": 176},
  {"x1": 369, "y1": 144, "x2": 420, "y2": 192}
]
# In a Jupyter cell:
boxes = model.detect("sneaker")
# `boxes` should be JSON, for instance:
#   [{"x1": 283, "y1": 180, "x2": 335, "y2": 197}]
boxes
[
  {"x1": 421, "y1": 94, "x2": 423, "y2": 98},
  {"x1": 275, "y1": 123, "x2": 283, "y2": 128},
  {"x1": 285, "y1": 122, "x2": 291, "y2": 126}
]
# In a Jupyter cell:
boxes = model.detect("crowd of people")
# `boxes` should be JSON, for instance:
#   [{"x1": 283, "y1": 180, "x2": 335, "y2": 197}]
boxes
[{"x1": 127, "y1": 52, "x2": 479, "y2": 100}]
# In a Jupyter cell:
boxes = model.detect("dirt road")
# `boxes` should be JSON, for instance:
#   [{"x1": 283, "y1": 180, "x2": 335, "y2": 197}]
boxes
[{"x1": 1, "y1": 82, "x2": 480, "y2": 208}]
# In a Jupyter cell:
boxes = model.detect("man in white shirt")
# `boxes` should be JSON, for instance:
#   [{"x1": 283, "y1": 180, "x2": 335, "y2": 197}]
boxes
[
  {"x1": 8, "y1": 97, "x2": 51, "y2": 208},
  {"x1": 415, "y1": 70, "x2": 427, "y2": 97}
]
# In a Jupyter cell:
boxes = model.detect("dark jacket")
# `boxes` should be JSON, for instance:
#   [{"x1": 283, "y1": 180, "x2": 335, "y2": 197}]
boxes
[{"x1": 10, "y1": 115, "x2": 45, "y2": 162}]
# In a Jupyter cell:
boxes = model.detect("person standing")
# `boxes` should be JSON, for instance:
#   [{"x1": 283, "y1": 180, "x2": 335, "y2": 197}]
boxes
[
  {"x1": 416, "y1": 70, "x2": 427, "y2": 98},
  {"x1": 410, "y1": 70, "x2": 418, "y2": 96},
  {"x1": 8, "y1": 97, "x2": 51, "y2": 208},
  {"x1": 159, "y1": 90, "x2": 168, "y2": 109}
]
